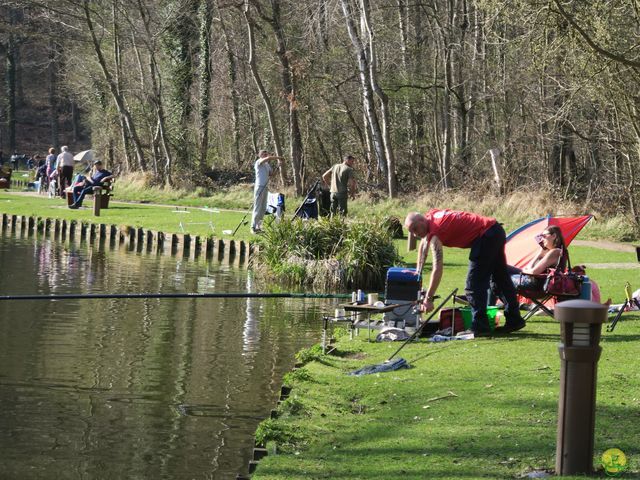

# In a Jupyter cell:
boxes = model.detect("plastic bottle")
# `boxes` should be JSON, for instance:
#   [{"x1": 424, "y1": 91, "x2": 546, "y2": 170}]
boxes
[
  {"x1": 357, "y1": 289, "x2": 365, "y2": 303},
  {"x1": 579, "y1": 276, "x2": 592, "y2": 301}
]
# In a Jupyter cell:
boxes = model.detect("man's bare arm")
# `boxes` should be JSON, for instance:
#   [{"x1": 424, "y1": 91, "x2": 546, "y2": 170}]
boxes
[
  {"x1": 416, "y1": 237, "x2": 430, "y2": 274},
  {"x1": 420, "y1": 236, "x2": 443, "y2": 313},
  {"x1": 426, "y1": 236, "x2": 444, "y2": 299},
  {"x1": 322, "y1": 168, "x2": 332, "y2": 185}
]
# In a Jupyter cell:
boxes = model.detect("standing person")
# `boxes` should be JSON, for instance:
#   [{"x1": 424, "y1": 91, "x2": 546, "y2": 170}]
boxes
[
  {"x1": 322, "y1": 155, "x2": 357, "y2": 216},
  {"x1": 45, "y1": 148, "x2": 56, "y2": 178},
  {"x1": 56, "y1": 146, "x2": 74, "y2": 198},
  {"x1": 404, "y1": 210, "x2": 526, "y2": 336},
  {"x1": 250, "y1": 150, "x2": 283, "y2": 234}
]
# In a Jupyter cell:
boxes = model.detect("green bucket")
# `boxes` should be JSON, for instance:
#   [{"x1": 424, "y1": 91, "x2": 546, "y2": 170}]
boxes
[{"x1": 460, "y1": 306, "x2": 500, "y2": 331}]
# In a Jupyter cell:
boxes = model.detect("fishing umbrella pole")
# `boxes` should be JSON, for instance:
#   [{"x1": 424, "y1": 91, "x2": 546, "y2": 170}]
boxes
[{"x1": 0, "y1": 292, "x2": 352, "y2": 302}]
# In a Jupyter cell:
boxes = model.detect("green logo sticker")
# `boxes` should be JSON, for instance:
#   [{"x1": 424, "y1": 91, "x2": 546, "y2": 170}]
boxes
[{"x1": 601, "y1": 448, "x2": 628, "y2": 477}]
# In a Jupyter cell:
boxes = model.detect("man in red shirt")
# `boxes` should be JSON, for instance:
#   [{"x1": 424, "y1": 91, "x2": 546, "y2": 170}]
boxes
[{"x1": 404, "y1": 210, "x2": 525, "y2": 336}]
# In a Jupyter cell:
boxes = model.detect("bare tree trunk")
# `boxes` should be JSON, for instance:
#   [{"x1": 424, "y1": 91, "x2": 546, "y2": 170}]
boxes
[
  {"x1": 489, "y1": 147, "x2": 502, "y2": 193},
  {"x1": 243, "y1": 0, "x2": 286, "y2": 186},
  {"x1": 131, "y1": 0, "x2": 173, "y2": 182},
  {"x1": 197, "y1": 0, "x2": 212, "y2": 170},
  {"x1": 83, "y1": 1, "x2": 146, "y2": 170},
  {"x1": 360, "y1": 0, "x2": 397, "y2": 197},
  {"x1": 112, "y1": 0, "x2": 131, "y2": 171},
  {"x1": 6, "y1": 9, "x2": 17, "y2": 152},
  {"x1": 47, "y1": 39, "x2": 59, "y2": 150},
  {"x1": 330, "y1": 84, "x2": 368, "y2": 165},
  {"x1": 340, "y1": 0, "x2": 387, "y2": 178},
  {"x1": 71, "y1": 101, "x2": 80, "y2": 143},
  {"x1": 217, "y1": 1, "x2": 241, "y2": 165},
  {"x1": 412, "y1": 3, "x2": 426, "y2": 171},
  {"x1": 267, "y1": 0, "x2": 303, "y2": 195}
]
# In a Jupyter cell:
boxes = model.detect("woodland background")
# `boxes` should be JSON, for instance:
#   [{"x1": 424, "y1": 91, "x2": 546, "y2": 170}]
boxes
[{"x1": 0, "y1": 0, "x2": 639, "y2": 228}]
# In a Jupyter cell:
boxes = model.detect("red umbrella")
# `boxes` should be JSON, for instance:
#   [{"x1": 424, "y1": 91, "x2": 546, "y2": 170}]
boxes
[{"x1": 505, "y1": 215, "x2": 593, "y2": 269}]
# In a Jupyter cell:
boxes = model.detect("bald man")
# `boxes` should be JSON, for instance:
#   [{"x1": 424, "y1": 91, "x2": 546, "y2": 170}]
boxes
[{"x1": 404, "y1": 210, "x2": 525, "y2": 336}]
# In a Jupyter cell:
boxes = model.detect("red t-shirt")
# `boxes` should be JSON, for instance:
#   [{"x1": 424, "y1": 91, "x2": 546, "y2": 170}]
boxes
[{"x1": 425, "y1": 209, "x2": 496, "y2": 248}]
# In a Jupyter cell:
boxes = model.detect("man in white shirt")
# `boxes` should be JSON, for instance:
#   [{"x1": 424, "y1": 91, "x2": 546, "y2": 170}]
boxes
[
  {"x1": 56, "y1": 146, "x2": 75, "y2": 198},
  {"x1": 251, "y1": 150, "x2": 283, "y2": 234}
]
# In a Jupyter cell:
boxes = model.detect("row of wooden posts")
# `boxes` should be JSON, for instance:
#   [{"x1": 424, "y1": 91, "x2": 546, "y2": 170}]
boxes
[{"x1": 0, "y1": 213, "x2": 255, "y2": 263}]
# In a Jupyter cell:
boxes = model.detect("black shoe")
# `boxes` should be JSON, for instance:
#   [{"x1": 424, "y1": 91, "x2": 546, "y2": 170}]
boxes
[
  {"x1": 473, "y1": 328, "x2": 492, "y2": 338},
  {"x1": 68, "y1": 204, "x2": 79, "y2": 209},
  {"x1": 495, "y1": 321, "x2": 526, "y2": 334}
]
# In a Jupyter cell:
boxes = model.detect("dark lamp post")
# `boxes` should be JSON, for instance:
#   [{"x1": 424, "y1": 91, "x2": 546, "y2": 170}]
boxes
[{"x1": 554, "y1": 299, "x2": 607, "y2": 476}]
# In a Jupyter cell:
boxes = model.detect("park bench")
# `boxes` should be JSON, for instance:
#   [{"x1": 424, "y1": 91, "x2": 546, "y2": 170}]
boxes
[{"x1": 65, "y1": 180, "x2": 114, "y2": 209}]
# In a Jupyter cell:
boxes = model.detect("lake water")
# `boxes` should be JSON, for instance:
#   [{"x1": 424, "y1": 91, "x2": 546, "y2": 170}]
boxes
[{"x1": 0, "y1": 235, "x2": 327, "y2": 479}]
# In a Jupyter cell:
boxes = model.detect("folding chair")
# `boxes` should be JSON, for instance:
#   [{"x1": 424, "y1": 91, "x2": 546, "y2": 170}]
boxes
[
  {"x1": 514, "y1": 270, "x2": 583, "y2": 320},
  {"x1": 505, "y1": 215, "x2": 593, "y2": 318}
]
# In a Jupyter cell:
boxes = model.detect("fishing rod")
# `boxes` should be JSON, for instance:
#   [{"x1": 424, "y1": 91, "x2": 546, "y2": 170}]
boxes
[
  {"x1": 293, "y1": 179, "x2": 320, "y2": 218},
  {"x1": 0, "y1": 292, "x2": 353, "y2": 302},
  {"x1": 387, "y1": 288, "x2": 458, "y2": 362},
  {"x1": 231, "y1": 182, "x2": 269, "y2": 236}
]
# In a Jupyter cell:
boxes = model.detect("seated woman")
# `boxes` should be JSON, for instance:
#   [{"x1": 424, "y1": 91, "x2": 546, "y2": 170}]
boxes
[{"x1": 510, "y1": 225, "x2": 568, "y2": 291}]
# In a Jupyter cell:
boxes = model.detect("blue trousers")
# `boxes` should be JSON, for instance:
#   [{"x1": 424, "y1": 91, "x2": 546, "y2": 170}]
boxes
[
  {"x1": 465, "y1": 223, "x2": 521, "y2": 332},
  {"x1": 72, "y1": 184, "x2": 96, "y2": 207}
]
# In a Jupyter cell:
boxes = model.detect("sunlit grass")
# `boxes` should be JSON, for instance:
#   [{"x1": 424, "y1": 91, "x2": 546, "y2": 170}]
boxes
[{"x1": 252, "y1": 312, "x2": 640, "y2": 480}]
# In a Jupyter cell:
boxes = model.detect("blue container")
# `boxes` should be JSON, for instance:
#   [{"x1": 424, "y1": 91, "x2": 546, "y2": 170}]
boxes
[
  {"x1": 385, "y1": 267, "x2": 422, "y2": 301},
  {"x1": 579, "y1": 276, "x2": 592, "y2": 300}
]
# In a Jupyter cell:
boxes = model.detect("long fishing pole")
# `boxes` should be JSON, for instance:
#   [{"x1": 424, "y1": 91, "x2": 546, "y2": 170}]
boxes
[
  {"x1": 387, "y1": 288, "x2": 458, "y2": 362},
  {"x1": 293, "y1": 179, "x2": 320, "y2": 218},
  {"x1": 0, "y1": 292, "x2": 352, "y2": 301},
  {"x1": 232, "y1": 182, "x2": 269, "y2": 236}
]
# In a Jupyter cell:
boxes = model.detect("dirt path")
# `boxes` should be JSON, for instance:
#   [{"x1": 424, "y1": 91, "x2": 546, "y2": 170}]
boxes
[
  {"x1": 572, "y1": 239, "x2": 637, "y2": 253},
  {"x1": 585, "y1": 262, "x2": 640, "y2": 269}
]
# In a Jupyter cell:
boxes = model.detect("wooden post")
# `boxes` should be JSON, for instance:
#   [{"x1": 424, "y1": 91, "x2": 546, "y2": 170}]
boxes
[
  {"x1": 489, "y1": 147, "x2": 502, "y2": 192},
  {"x1": 93, "y1": 187, "x2": 102, "y2": 216}
]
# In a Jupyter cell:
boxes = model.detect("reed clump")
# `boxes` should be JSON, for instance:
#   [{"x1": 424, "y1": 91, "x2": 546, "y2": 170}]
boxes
[{"x1": 251, "y1": 216, "x2": 402, "y2": 290}]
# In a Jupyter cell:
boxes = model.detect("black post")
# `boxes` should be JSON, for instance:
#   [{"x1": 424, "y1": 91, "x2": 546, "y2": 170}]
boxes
[{"x1": 555, "y1": 299, "x2": 607, "y2": 476}]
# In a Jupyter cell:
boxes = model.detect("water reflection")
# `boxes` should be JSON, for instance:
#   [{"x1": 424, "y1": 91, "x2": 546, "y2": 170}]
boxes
[{"x1": 0, "y1": 235, "x2": 326, "y2": 479}]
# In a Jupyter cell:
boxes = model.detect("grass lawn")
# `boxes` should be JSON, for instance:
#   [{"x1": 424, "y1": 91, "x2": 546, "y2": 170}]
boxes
[
  {"x1": 250, "y1": 247, "x2": 639, "y2": 479},
  {"x1": 252, "y1": 311, "x2": 640, "y2": 480},
  {"x1": 0, "y1": 191, "x2": 255, "y2": 239}
]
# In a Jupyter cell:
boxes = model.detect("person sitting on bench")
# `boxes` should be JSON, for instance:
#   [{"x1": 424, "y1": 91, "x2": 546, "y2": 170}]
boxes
[{"x1": 68, "y1": 160, "x2": 114, "y2": 209}]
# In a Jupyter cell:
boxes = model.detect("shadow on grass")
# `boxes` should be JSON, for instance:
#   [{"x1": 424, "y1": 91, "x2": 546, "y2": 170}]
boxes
[{"x1": 258, "y1": 398, "x2": 639, "y2": 479}]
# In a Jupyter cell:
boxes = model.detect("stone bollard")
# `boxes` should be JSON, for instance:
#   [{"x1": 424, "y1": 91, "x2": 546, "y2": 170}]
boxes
[{"x1": 554, "y1": 299, "x2": 607, "y2": 476}]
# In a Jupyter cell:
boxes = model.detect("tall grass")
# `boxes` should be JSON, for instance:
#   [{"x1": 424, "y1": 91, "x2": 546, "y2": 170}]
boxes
[{"x1": 251, "y1": 216, "x2": 402, "y2": 290}]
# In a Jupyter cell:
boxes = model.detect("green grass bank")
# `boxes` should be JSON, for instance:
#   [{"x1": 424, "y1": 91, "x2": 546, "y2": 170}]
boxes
[
  {"x1": 251, "y1": 311, "x2": 639, "y2": 480},
  {"x1": 248, "y1": 243, "x2": 639, "y2": 479}
]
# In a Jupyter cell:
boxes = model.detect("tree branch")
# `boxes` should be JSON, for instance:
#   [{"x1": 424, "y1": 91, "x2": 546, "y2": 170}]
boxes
[{"x1": 553, "y1": 0, "x2": 640, "y2": 69}]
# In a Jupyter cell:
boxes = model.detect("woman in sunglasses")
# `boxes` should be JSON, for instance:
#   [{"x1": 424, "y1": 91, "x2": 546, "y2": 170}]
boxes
[
  {"x1": 522, "y1": 225, "x2": 568, "y2": 274},
  {"x1": 509, "y1": 225, "x2": 568, "y2": 290}
]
